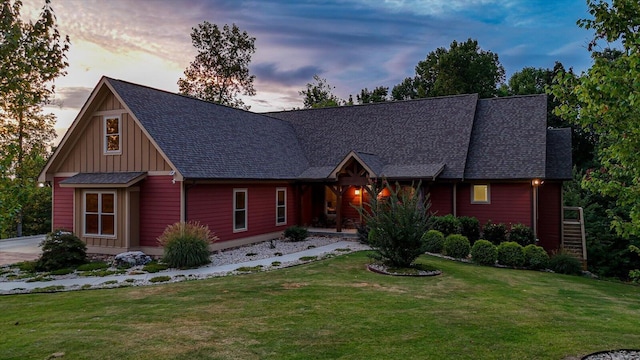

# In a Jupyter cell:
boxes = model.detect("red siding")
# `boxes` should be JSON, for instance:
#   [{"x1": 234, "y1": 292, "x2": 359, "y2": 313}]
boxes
[
  {"x1": 428, "y1": 183, "x2": 453, "y2": 216},
  {"x1": 457, "y1": 183, "x2": 532, "y2": 228},
  {"x1": 53, "y1": 177, "x2": 74, "y2": 231},
  {"x1": 537, "y1": 182, "x2": 562, "y2": 251},
  {"x1": 187, "y1": 183, "x2": 297, "y2": 244},
  {"x1": 139, "y1": 176, "x2": 181, "y2": 247}
]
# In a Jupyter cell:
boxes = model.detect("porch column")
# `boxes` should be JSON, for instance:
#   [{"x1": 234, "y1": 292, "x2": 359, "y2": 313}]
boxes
[{"x1": 336, "y1": 186, "x2": 343, "y2": 232}]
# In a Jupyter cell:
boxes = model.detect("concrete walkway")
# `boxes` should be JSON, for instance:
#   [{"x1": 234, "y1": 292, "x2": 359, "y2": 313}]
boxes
[
  {"x1": 0, "y1": 241, "x2": 366, "y2": 294},
  {"x1": 0, "y1": 235, "x2": 44, "y2": 266}
]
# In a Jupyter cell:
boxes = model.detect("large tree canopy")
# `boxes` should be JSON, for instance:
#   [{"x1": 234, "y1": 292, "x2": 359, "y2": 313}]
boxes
[
  {"x1": 392, "y1": 39, "x2": 505, "y2": 100},
  {"x1": 178, "y1": 22, "x2": 256, "y2": 110},
  {"x1": 552, "y1": 0, "x2": 640, "y2": 238},
  {"x1": 0, "y1": 0, "x2": 69, "y2": 237}
]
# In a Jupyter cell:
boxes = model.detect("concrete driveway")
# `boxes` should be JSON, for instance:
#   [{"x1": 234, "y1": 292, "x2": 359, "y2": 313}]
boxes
[{"x1": 0, "y1": 235, "x2": 44, "y2": 266}]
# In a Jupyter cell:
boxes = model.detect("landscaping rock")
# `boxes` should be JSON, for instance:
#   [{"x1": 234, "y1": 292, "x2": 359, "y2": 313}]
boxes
[{"x1": 114, "y1": 251, "x2": 152, "y2": 267}]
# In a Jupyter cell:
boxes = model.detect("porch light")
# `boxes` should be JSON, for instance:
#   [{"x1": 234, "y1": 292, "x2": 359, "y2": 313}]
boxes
[
  {"x1": 531, "y1": 179, "x2": 543, "y2": 187},
  {"x1": 354, "y1": 188, "x2": 361, "y2": 196}
]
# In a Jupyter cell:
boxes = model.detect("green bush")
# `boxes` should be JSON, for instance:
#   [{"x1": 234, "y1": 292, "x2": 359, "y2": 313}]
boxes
[
  {"x1": 471, "y1": 240, "x2": 497, "y2": 266},
  {"x1": 496, "y1": 241, "x2": 525, "y2": 267},
  {"x1": 483, "y1": 221, "x2": 508, "y2": 245},
  {"x1": 429, "y1": 214, "x2": 461, "y2": 237},
  {"x1": 76, "y1": 261, "x2": 109, "y2": 271},
  {"x1": 357, "y1": 180, "x2": 430, "y2": 267},
  {"x1": 36, "y1": 231, "x2": 88, "y2": 271},
  {"x1": 422, "y1": 230, "x2": 445, "y2": 253},
  {"x1": 523, "y1": 244, "x2": 550, "y2": 270},
  {"x1": 509, "y1": 223, "x2": 535, "y2": 246},
  {"x1": 459, "y1": 216, "x2": 481, "y2": 243},
  {"x1": 157, "y1": 221, "x2": 217, "y2": 269},
  {"x1": 356, "y1": 224, "x2": 370, "y2": 244},
  {"x1": 548, "y1": 253, "x2": 583, "y2": 275},
  {"x1": 284, "y1": 226, "x2": 309, "y2": 242},
  {"x1": 443, "y1": 234, "x2": 470, "y2": 259}
]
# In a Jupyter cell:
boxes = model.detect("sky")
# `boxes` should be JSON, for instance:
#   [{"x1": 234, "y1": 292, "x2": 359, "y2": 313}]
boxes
[{"x1": 19, "y1": 0, "x2": 596, "y2": 135}]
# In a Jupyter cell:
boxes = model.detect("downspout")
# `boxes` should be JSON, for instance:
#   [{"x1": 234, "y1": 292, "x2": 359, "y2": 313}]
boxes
[{"x1": 452, "y1": 182, "x2": 457, "y2": 217}]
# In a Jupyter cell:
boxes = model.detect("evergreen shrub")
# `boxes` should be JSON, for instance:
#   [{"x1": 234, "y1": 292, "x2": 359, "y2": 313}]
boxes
[
  {"x1": 471, "y1": 239, "x2": 497, "y2": 266},
  {"x1": 422, "y1": 230, "x2": 445, "y2": 253},
  {"x1": 158, "y1": 221, "x2": 218, "y2": 269},
  {"x1": 429, "y1": 214, "x2": 461, "y2": 237},
  {"x1": 459, "y1": 216, "x2": 481, "y2": 243},
  {"x1": 443, "y1": 234, "x2": 470, "y2": 259},
  {"x1": 483, "y1": 221, "x2": 508, "y2": 245},
  {"x1": 523, "y1": 244, "x2": 550, "y2": 270},
  {"x1": 496, "y1": 241, "x2": 525, "y2": 267},
  {"x1": 36, "y1": 230, "x2": 88, "y2": 271},
  {"x1": 548, "y1": 252, "x2": 582, "y2": 275},
  {"x1": 284, "y1": 226, "x2": 309, "y2": 242},
  {"x1": 509, "y1": 223, "x2": 535, "y2": 246}
]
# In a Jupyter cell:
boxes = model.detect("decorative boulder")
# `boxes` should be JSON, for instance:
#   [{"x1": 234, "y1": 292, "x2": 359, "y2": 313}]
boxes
[{"x1": 114, "y1": 251, "x2": 152, "y2": 267}]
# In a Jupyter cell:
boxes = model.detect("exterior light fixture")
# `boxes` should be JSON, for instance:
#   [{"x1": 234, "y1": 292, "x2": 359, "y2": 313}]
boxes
[
  {"x1": 354, "y1": 188, "x2": 361, "y2": 196},
  {"x1": 531, "y1": 179, "x2": 543, "y2": 187}
]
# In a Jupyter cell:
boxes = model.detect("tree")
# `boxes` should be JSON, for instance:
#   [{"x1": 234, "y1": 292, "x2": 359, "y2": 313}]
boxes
[
  {"x1": 356, "y1": 86, "x2": 388, "y2": 104},
  {"x1": 178, "y1": 22, "x2": 256, "y2": 110},
  {"x1": 552, "y1": 0, "x2": 640, "y2": 238},
  {"x1": 299, "y1": 74, "x2": 343, "y2": 108},
  {"x1": 392, "y1": 39, "x2": 505, "y2": 99},
  {"x1": 0, "y1": 0, "x2": 69, "y2": 238}
]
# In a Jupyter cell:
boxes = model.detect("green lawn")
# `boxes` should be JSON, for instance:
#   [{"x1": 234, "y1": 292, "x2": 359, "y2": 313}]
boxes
[{"x1": 1, "y1": 251, "x2": 639, "y2": 359}]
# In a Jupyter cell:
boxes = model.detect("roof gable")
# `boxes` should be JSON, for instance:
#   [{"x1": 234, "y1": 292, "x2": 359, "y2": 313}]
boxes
[{"x1": 267, "y1": 94, "x2": 478, "y2": 179}]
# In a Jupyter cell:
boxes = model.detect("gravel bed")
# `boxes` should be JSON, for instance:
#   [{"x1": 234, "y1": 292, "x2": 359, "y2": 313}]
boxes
[{"x1": 581, "y1": 350, "x2": 640, "y2": 359}]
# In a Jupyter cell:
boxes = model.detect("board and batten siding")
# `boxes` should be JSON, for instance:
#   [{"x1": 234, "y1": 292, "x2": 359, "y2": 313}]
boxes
[
  {"x1": 456, "y1": 183, "x2": 532, "y2": 228},
  {"x1": 53, "y1": 177, "x2": 74, "y2": 231},
  {"x1": 56, "y1": 113, "x2": 171, "y2": 173},
  {"x1": 537, "y1": 182, "x2": 562, "y2": 250},
  {"x1": 139, "y1": 176, "x2": 181, "y2": 247},
  {"x1": 187, "y1": 183, "x2": 297, "y2": 243}
]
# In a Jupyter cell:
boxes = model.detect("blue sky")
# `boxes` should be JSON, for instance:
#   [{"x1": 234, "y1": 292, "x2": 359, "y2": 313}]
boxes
[{"x1": 21, "y1": 0, "x2": 595, "y2": 132}]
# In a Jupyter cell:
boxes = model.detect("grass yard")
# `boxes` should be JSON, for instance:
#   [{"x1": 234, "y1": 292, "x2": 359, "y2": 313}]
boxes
[{"x1": 1, "y1": 251, "x2": 639, "y2": 359}]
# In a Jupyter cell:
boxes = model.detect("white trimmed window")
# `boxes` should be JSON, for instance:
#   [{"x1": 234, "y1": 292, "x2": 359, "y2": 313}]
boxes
[
  {"x1": 276, "y1": 188, "x2": 287, "y2": 225},
  {"x1": 234, "y1": 189, "x2": 248, "y2": 232},
  {"x1": 104, "y1": 115, "x2": 121, "y2": 154},
  {"x1": 84, "y1": 191, "x2": 116, "y2": 236},
  {"x1": 472, "y1": 184, "x2": 490, "y2": 204}
]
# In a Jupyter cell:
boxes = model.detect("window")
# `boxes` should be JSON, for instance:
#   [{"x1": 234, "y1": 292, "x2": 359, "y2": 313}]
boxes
[
  {"x1": 276, "y1": 188, "x2": 286, "y2": 225},
  {"x1": 234, "y1": 189, "x2": 247, "y2": 232},
  {"x1": 84, "y1": 191, "x2": 116, "y2": 236},
  {"x1": 472, "y1": 184, "x2": 490, "y2": 204},
  {"x1": 104, "y1": 116, "x2": 121, "y2": 154}
]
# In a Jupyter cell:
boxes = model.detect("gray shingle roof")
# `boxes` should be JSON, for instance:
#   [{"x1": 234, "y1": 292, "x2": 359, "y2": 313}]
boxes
[
  {"x1": 60, "y1": 172, "x2": 146, "y2": 186},
  {"x1": 267, "y1": 94, "x2": 479, "y2": 179},
  {"x1": 545, "y1": 128, "x2": 572, "y2": 180},
  {"x1": 106, "y1": 78, "x2": 309, "y2": 179},
  {"x1": 463, "y1": 95, "x2": 548, "y2": 180}
]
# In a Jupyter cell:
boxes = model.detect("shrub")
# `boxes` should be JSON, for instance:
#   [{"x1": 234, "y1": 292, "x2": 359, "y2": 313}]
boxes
[
  {"x1": 429, "y1": 214, "x2": 461, "y2": 237},
  {"x1": 36, "y1": 231, "x2": 88, "y2": 271},
  {"x1": 77, "y1": 261, "x2": 109, "y2": 271},
  {"x1": 523, "y1": 244, "x2": 550, "y2": 270},
  {"x1": 496, "y1": 241, "x2": 525, "y2": 267},
  {"x1": 471, "y1": 240, "x2": 497, "y2": 266},
  {"x1": 356, "y1": 224, "x2": 370, "y2": 244},
  {"x1": 548, "y1": 252, "x2": 582, "y2": 275},
  {"x1": 509, "y1": 223, "x2": 535, "y2": 246},
  {"x1": 483, "y1": 221, "x2": 508, "y2": 245},
  {"x1": 459, "y1": 216, "x2": 481, "y2": 243},
  {"x1": 283, "y1": 226, "x2": 309, "y2": 242},
  {"x1": 422, "y1": 230, "x2": 445, "y2": 253},
  {"x1": 443, "y1": 234, "x2": 470, "y2": 259},
  {"x1": 357, "y1": 180, "x2": 430, "y2": 267},
  {"x1": 157, "y1": 221, "x2": 218, "y2": 269}
]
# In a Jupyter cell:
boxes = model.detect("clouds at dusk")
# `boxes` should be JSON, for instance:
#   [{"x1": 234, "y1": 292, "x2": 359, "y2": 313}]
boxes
[{"x1": 20, "y1": 0, "x2": 594, "y2": 131}]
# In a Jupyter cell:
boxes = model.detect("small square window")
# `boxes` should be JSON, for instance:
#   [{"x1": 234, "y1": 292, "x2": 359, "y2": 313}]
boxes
[{"x1": 472, "y1": 184, "x2": 490, "y2": 204}]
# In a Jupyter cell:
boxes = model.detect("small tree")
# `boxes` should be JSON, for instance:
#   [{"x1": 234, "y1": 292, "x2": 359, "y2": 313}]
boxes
[
  {"x1": 299, "y1": 74, "x2": 343, "y2": 108},
  {"x1": 356, "y1": 180, "x2": 430, "y2": 267}
]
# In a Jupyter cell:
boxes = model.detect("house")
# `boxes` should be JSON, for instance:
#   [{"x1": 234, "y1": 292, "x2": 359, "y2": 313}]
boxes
[{"x1": 38, "y1": 77, "x2": 572, "y2": 255}]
